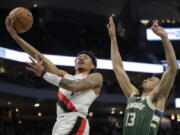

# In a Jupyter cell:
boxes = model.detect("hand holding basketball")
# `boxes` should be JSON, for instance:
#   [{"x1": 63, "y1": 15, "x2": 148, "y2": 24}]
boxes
[
  {"x1": 5, "y1": 16, "x2": 18, "y2": 39},
  {"x1": 8, "y1": 7, "x2": 33, "y2": 33}
]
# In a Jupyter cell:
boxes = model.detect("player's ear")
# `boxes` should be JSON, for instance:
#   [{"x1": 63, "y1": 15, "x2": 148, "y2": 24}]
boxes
[{"x1": 91, "y1": 63, "x2": 95, "y2": 70}]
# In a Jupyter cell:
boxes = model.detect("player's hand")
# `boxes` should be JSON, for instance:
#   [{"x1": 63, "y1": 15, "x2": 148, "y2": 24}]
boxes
[
  {"x1": 107, "y1": 16, "x2": 116, "y2": 39},
  {"x1": 5, "y1": 16, "x2": 18, "y2": 40},
  {"x1": 26, "y1": 55, "x2": 45, "y2": 77},
  {"x1": 151, "y1": 23, "x2": 168, "y2": 39}
]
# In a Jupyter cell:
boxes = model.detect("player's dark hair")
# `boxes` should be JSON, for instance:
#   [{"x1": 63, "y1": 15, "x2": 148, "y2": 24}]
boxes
[{"x1": 152, "y1": 73, "x2": 163, "y2": 80}]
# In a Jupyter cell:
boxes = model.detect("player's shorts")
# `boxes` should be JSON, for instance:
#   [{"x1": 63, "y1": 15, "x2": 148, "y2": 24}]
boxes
[{"x1": 52, "y1": 112, "x2": 89, "y2": 135}]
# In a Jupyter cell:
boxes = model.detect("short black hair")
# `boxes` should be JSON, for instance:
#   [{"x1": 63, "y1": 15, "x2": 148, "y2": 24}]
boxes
[
  {"x1": 152, "y1": 73, "x2": 163, "y2": 79},
  {"x1": 77, "y1": 51, "x2": 97, "y2": 72}
]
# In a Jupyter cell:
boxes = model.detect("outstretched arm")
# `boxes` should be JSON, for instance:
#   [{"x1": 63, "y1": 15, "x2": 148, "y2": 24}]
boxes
[
  {"x1": 25, "y1": 57, "x2": 103, "y2": 94},
  {"x1": 107, "y1": 16, "x2": 138, "y2": 97},
  {"x1": 59, "y1": 73, "x2": 103, "y2": 94},
  {"x1": 151, "y1": 23, "x2": 178, "y2": 101},
  {"x1": 5, "y1": 16, "x2": 67, "y2": 76}
]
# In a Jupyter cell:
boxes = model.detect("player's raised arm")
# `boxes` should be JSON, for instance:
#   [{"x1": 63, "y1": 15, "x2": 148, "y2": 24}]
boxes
[
  {"x1": 59, "y1": 73, "x2": 103, "y2": 93},
  {"x1": 25, "y1": 56, "x2": 103, "y2": 94},
  {"x1": 151, "y1": 23, "x2": 178, "y2": 102},
  {"x1": 5, "y1": 16, "x2": 66, "y2": 76},
  {"x1": 107, "y1": 16, "x2": 138, "y2": 97}
]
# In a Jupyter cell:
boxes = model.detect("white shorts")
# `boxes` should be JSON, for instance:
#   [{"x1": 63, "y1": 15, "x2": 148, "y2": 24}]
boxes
[{"x1": 52, "y1": 112, "x2": 89, "y2": 135}]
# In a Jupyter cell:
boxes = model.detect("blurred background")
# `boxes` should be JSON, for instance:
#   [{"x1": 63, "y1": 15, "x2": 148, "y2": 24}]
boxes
[{"x1": 0, "y1": 0, "x2": 180, "y2": 135}]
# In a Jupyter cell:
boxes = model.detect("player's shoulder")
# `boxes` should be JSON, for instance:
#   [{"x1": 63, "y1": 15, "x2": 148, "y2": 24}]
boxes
[
  {"x1": 89, "y1": 72, "x2": 103, "y2": 79},
  {"x1": 89, "y1": 72, "x2": 103, "y2": 88},
  {"x1": 90, "y1": 72, "x2": 102, "y2": 76},
  {"x1": 128, "y1": 92, "x2": 140, "y2": 99}
]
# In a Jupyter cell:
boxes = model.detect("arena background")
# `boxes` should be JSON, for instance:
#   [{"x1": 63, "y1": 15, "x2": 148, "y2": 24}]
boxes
[{"x1": 0, "y1": 0, "x2": 179, "y2": 134}]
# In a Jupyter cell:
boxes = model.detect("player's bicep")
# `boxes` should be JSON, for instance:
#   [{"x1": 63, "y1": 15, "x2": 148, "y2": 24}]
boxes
[
  {"x1": 79, "y1": 73, "x2": 103, "y2": 90},
  {"x1": 114, "y1": 68, "x2": 138, "y2": 97},
  {"x1": 152, "y1": 69, "x2": 176, "y2": 99},
  {"x1": 60, "y1": 73, "x2": 103, "y2": 92}
]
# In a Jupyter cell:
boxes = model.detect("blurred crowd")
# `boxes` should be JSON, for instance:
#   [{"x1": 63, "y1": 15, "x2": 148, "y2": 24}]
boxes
[
  {"x1": 0, "y1": 116, "x2": 179, "y2": 135},
  {"x1": 0, "y1": 8, "x2": 179, "y2": 135}
]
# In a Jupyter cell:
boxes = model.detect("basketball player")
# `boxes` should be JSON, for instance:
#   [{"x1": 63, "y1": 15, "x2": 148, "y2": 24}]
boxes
[
  {"x1": 107, "y1": 16, "x2": 178, "y2": 135},
  {"x1": 5, "y1": 16, "x2": 103, "y2": 135}
]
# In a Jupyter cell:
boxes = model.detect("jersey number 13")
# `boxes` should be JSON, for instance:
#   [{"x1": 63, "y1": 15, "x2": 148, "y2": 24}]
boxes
[{"x1": 125, "y1": 112, "x2": 136, "y2": 126}]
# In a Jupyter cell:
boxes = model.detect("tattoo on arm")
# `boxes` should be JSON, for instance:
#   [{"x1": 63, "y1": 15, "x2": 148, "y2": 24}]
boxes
[{"x1": 59, "y1": 73, "x2": 103, "y2": 92}]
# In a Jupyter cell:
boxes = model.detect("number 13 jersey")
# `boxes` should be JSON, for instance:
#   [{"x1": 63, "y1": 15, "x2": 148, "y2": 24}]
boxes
[{"x1": 123, "y1": 94, "x2": 163, "y2": 135}]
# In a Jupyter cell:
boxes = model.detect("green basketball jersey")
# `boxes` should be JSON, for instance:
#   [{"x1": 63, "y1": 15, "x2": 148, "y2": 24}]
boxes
[{"x1": 123, "y1": 94, "x2": 163, "y2": 135}]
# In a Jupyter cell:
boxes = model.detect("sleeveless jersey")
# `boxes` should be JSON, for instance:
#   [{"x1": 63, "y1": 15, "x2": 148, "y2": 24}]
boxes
[
  {"x1": 123, "y1": 94, "x2": 163, "y2": 135},
  {"x1": 56, "y1": 73, "x2": 98, "y2": 119}
]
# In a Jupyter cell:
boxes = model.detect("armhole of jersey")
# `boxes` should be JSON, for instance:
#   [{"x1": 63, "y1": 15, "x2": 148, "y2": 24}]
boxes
[
  {"x1": 63, "y1": 73, "x2": 69, "y2": 77},
  {"x1": 127, "y1": 93, "x2": 138, "y2": 103},
  {"x1": 58, "y1": 73, "x2": 71, "y2": 91},
  {"x1": 146, "y1": 96, "x2": 164, "y2": 112},
  {"x1": 129, "y1": 93, "x2": 139, "y2": 98},
  {"x1": 92, "y1": 88, "x2": 99, "y2": 96},
  {"x1": 146, "y1": 96, "x2": 155, "y2": 111}
]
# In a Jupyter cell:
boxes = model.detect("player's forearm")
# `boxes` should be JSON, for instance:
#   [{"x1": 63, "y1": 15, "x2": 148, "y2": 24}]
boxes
[
  {"x1": 14, "y1": 36, "x2": 63, "y2": 75},
  {"x1": 111, "y1": 37, "x2": 124, "y2": 70},
  {"x1": 42, "y1": 72, "x2": 84, "y2": 91},
  {"x1": 14, "y1": 36, "x2": 41, "y2": 58},
  {"x1": 162, "y1": 37, "x2": 178, "y2": 72},
  {"x1": 60, "y1": 79, "x2": 85, "y2": 92},
  {"x1": 43, "y1": 74, "x2": 86, "y2": 92}
]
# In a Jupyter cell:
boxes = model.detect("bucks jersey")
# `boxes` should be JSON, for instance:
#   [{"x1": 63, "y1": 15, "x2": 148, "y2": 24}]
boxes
[{"x1": 123, "y1": 94, "x2": 163, "y2": 135}]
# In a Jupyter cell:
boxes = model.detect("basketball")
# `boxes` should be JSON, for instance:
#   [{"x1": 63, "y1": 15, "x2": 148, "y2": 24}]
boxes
[{"x1": 9, "y1": 7, "x2": 33, "y2": 33}]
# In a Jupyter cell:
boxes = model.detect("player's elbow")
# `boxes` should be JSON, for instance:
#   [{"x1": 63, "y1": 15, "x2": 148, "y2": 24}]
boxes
[
  {"x1": 169, "y1": 66, "x2": 178, "y2": 76},
  {"x1": 113, "y1": 64, "x2": 122, "y2": 72},
  {"x1": 113, "y1": 67, "x2": 125, "y2": 78},
  {"x1": 113, "y1": 65, "x2": 119, "y2": 72},
  {"x1": 113, "y1": 62, "x2": 123, "y2": 69}
]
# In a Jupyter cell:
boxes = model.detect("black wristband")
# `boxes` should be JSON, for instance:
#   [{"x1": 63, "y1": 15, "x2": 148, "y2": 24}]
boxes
[{"x1": 40, "y1": 69, "x2": 46, "y2": 78}]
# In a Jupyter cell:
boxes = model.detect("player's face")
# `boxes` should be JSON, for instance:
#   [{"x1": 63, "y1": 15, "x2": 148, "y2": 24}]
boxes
[
  {"x1": 75, "y1": 54, "x2": 94, "y2": 72},
  {"x1": 142, "y1": 76, "x2": 160, "y2": 91}
]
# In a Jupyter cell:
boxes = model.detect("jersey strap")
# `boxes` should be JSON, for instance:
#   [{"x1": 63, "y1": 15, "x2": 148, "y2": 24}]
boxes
[
  {"x1": 68, "y1": 116, "x2": 87, "y2": 135},
  {"x1": 150, "y1": 109, "x2": 163, "y2": 129},
  {"x1": 130, "y1": 93, "x2": 140, "y2": 98},
  {"x1": 155, "y1": 109, "x2": 163, "y2": 117},
  {"x1": 58, "y1": 91, "x2": 77, "y2": 112}
]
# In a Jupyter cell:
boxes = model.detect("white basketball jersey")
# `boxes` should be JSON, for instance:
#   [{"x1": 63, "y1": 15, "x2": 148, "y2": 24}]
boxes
[{"x1": 56, "y1": 73, "x2": 98, "y2": 119}]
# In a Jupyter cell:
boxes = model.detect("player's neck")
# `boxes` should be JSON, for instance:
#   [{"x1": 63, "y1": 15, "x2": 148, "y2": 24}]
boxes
[
  {"x1": 75, "y1": 70, "x2": 90, "y2": 75},
  {"x1": 141, "y1": 89, "x2": 152, "y2": 96}
]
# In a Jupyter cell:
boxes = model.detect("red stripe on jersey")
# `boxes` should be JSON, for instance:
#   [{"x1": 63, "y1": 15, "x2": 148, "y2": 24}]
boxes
[
  {"x1": 58, "y1": 91, "x2": 77, "y2": 112},
  {"x1": 75, "y1": 118, "x2": 87, "y2": 135}
]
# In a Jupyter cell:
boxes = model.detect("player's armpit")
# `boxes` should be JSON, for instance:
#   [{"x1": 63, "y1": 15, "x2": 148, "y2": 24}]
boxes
[{"x1": 151, "y1": 68, "x2": 177, "y2": 102}]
